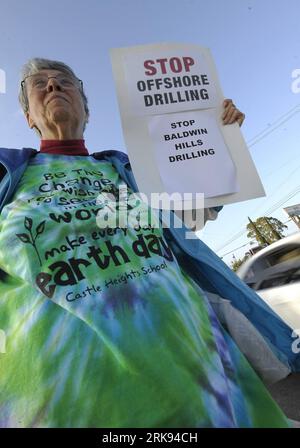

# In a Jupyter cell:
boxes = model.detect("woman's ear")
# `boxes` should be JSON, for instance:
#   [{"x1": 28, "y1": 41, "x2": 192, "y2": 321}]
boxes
[
  {"x1": 25, "y1": 112, "x2": 42, "y2": 136},
  {"x1": 25, "y1": 111, "x2": 35, "y2": 129}
]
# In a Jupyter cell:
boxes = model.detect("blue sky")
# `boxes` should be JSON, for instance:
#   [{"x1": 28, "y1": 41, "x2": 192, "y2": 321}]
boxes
[{"x1": 0, "y1": 0, "x2": 300, "y2": 264}]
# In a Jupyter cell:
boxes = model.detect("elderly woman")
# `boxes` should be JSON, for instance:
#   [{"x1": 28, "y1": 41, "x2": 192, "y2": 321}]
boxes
[{"x1": 0, "y1": 58, "x2": 295, "y2": 428}]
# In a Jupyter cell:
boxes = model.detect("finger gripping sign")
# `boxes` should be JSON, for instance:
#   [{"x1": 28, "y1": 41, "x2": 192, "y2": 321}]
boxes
[{"x1": 110, "y1": 43, "x2": 265, "y2": 210}]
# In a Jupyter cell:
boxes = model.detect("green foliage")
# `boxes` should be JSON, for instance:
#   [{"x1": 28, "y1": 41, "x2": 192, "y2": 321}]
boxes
[
  {"x1": 246, "y1": 216, "x2": 287, "y2": 245},
  {"x1": 231, "y1": 255, "x2": 249, "y2": 272}
]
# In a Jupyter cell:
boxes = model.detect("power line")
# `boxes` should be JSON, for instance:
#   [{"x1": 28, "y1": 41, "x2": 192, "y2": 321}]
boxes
[
  {"x1": 214, "y1": 105, "x2": 300, "y2": 254},
  {"x1": 246, "y1": 104, "x2": 300, "y2": 148},
  {"x1": 261, "y1": 152, "x2": 300, "y2": 181},
  {"x1": 249, "y1": 162, "x2": 300, "y2": 214},
  {"x1": 220, "y1": 243, "x2": 249, "y2": 259},
  {"x1": 263, "y1": 186, "x2": 300, "y2": 216},
  {"x1": 216, "y1": 167, "x2": 300, "y2": 252},
  {"x1": 246, "y1": 104, "x2": 300, "y2": 144},
  {"x1": 220, "y1": 219, "x2": 296, "y2": 259},
  {"x1": 216, "y1": 187, "x2": 300, "y2": 254}
]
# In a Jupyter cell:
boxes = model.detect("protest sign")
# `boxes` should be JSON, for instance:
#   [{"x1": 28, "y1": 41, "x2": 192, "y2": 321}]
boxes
[
  {"x1": 110, "y1": 42, "x2": 265, "y2": 210},
  {"x1": 148, "y1": 110, "x2": 238, "y2": 198}
]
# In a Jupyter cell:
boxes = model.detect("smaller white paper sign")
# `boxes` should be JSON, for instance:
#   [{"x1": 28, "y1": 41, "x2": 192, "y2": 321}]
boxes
[
  {"x1": 148, "y1": 110, "x2": 239, "y2": 198},
  {"x1": 123, "y1": 50, "x2": 218, "y2": 116}
]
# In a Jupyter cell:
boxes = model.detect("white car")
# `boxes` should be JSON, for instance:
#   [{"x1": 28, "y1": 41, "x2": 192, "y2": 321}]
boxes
[{"x1": 237, "y1": 233, "x2": 300, "y2": 331}]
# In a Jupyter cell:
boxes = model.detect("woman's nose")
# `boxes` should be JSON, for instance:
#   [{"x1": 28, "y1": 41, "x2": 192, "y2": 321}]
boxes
[{"x1": 46, "y1": 77, "x2": 63, "y2": 91}]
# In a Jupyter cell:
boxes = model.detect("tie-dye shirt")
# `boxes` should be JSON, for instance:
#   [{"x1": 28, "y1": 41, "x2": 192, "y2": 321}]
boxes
[{"x1": 0, "y1": 153, "x2": 289, "y2": 427}]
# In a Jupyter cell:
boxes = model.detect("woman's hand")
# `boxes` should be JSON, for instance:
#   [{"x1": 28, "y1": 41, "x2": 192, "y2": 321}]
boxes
[{"x1": 222, "y1": 99, "x2": 245, "y2": 127}]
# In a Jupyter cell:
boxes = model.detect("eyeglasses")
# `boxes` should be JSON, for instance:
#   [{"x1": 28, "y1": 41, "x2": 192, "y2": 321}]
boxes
[{"x1": 21, "y1": 73, "x2": 83, "y2": 92}]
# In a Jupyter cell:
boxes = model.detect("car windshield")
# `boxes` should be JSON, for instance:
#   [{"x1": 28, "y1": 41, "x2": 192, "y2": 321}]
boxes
[{"x1": 259, "y1": 267, "x2": 300, "y2": 290}]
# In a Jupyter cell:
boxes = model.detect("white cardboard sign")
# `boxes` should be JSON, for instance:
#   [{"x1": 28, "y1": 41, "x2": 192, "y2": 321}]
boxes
[{"x1": 110, "y1": 42, "x2": 265, "y2": 209}]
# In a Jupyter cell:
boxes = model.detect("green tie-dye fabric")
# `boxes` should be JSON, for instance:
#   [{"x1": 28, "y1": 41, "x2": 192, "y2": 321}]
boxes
[{"x1": 0, "y1": 153, "x2": 289, "y2": 427}]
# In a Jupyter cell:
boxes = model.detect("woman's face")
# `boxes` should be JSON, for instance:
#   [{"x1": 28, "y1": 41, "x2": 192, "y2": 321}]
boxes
[{"x1": 25, "y1": 69, "x2": 87, "y2": 137}]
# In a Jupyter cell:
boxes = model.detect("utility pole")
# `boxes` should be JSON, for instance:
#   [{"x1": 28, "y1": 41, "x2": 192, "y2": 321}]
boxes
[
  {"x1": 248, "y1": 217, "x2": 270, "y2": 246},
  {"x1": 263, "y1": 217, "x2": 282, "y2": 241}
]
